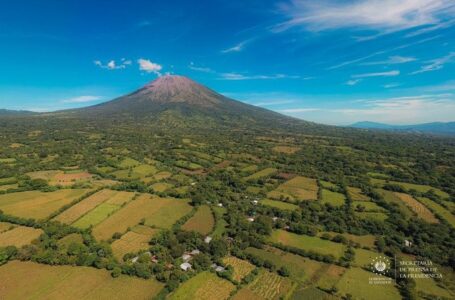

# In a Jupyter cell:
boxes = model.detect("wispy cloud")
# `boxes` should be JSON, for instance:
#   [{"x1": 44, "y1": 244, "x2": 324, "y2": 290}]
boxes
[
  {"x1": 383, "y1": 83, "x2": 400, "y2": 89},
  {"x1": 279, "y1": 108, "x2": 321, "y2": 113},
  {"x1": 252, "y1": 100, "x2": 295, "y2": 106},
  {"x1": 221, "y1": 40, "x2": 250, "y2": 53},
  {"x1": 352, "y1": 70, "x2": 400, "y2": 78},
  {"x1": 410, "y1": 52, "x2": 455, "y2": 74},
  {"x1": 275, "y1": 0, "x2": 455, "y2": 34},
  {"x1": 94, "y1": 59, "x2": 131, "y2": 70},
  {"x1": 346, "y1": 79, "x2": 361, "y2": 86},
  {"x1": 405, "y1": 19, "x2": 455, "y2": 37},
  {"x1": 60, "y1": 95, "x2": 102, "y2": 103},
  {"x1": 188, "y1": 62, "x2": 214, "y2": 73},
  {"x1": 138, "y1": 58, "x2": 162, "y2": 75},
  {"x1": 361, "y1": 56, "x2": 416, "y2": 66},
  {"x1": 219, "y1": 73, "x2": 300, "y2": 80}
]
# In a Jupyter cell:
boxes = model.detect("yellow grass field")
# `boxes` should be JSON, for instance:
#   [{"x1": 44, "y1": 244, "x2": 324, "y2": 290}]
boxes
[
  {"x1": 0, "y1": 189, "x2": 90, "y2": 220},
  {"x1": 223, "y1": 256, "x2": 255, "y2": 282},
  {"x1": 233, "y1": 269, "x2": 294, "y2": 300},
  {"x1": 92, "y1": 194, "x2": 189, "y2": 241},
  {"x1": 0, "y1": 226, "x2": 43, "y2": 247},
  {"x1": 268, "y1": 176, "x2": 318, "y2": 202},
  {"x1": 111, "y1": 225, "x2": 159, "y2": 261},
  {"x1": 394, "y1": 192, "x2": 439, "y2": 223},
  {"x1": 27, "y1": 170, "x2": 93, "y2": 186},
  {"x1": 347, "y1": 187, "x2": 370, "y2": 201},
  {"x1": 169, "y1": 271, "x2": 235, "y2": 300},
  {"x1": 0, "y1": 261, "x2": 163, "y2": 300},
  {"x1": 182, "y1": 205, "x2": 214, "y2": 235},
  {"x1": 105, "y1": 191, "x2": 136, "y2": 205},
  {"x1": 53, "y1": 190, "x2": 117, "y2": 224},
  {"x1": 244, "y1": 168, "x2": 277, "y2": 181},
  {"x1": 0, "y1": 222, "x2": 15, "y2": 233}
]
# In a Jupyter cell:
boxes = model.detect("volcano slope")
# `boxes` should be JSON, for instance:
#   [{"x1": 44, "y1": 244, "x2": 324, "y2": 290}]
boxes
[{"x1": 0, "y1": 75, "x2": 454, "y2": 300}]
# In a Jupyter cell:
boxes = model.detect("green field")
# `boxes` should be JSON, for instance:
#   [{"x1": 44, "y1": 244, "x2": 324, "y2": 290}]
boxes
[
  {"x1": 72, "y1": 203, "x2": 120, "y2": 229},
  {"x1": 212, "y1": 206, "x2": 228, "y2": 238},
  {"x1": 244, "y1": 168, "x2": 277, "y2": 181},
  {"x1": 377, "y1": 189, "x2": 414, "y2": 218},
  {"x1": 269, "y1": 230, "x2": 345, "y2": 258},
  {"x1": 370, "y1": 178, "x2": 449, "y2": 199},
  {"x1": 261, "y1": 199, "x2": 300, "y2": 210},
  {"x1": 336, "y1": 267, "x2": 401, "y2": 300},
  {"x1": 144, "y1": 199, "x2": 192, "y2": 229},
  {"x1": 118, "y1": 157, "x2": 141, "y2": 168},
  {"x1": 354, "y1": 201, "x2": 387, "y2": 212},
  {"x1": 321, "y1": 189, "x2": 345, "y2": 207},
  {"x1": 355, "y1": 211, "x2": 388, "y2": 221},
  {"x1": 233, "y1": 269, "x2": 294, "y2": 300},
  {"x1": 169, "y1": 271, "x2": 235, "y2": 300},
  {"x1": 318, "y1": 232, "x2": 376, "y2": 249},
  {"x1": 354, "y1": 248, "x2": 380, "y2": 267},
  {"x1": 418, "y1": 197, "x2": 455, "y2": 227}
]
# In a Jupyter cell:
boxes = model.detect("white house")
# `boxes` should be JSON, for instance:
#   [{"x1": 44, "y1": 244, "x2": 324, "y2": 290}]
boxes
[
  {"x1": 217, "y1": 203, "x2": 223, "y2": 207},
  {"x1": 247, "y1": 217, "x2": 255, "y2": 222},
  {"x1": 180, "y1": 262, "x2": 192, "y2": 271},
  {"x1": 190, "y1": 249, "x2": 200, "y2": 255},
  {"x1": 204, "y1": 236, "x2": 213, "y2": 244}
]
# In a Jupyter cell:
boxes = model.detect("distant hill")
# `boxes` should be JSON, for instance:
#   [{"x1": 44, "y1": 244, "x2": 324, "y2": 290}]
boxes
[
  {"x1": 351, "y1": 121, "x2": 455, "y2": 136},
  {"x1": 0, "y1": 109, "x2": 34, "y2": 116}
]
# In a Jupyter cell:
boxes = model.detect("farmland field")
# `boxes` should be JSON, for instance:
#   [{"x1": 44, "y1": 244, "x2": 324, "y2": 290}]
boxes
[
  {"x1": 353, "y1": 248, "x2": 380, "y2": 267},
  {"x1": 92, "y1": 194, "x2": 190, "y2": 240},
  {"x1": 377, "y1": 189, "x2": 414, "y2": 218},
  {"x1": 0, "y1": 189, "x2": 90, "y2": 220},
  {"x1": 268, "y1": 230, "x2": 345, "y2": 258},
  {"x1": 27, "y1": 170, "x2": 93, "y2": 186},
  {"x1": 370, "y1": 178, "x2": 449, "y2": 199},
  {"x1": 53, "y1": 189, "x2": 117, "y2": 224},
  {"x1": 347, "y1": 187, "x2": 370, "y2": 201},
  {"x1": 321, "y1": 189, "x2": 345, "y2": 207},
  {"x1": 272, "y1": 146, "x2": 299, "y2": 154},
  {"x1": 336, "y1": 267, "x2": 401, "y2": 300},
  {"x1": 394, "y1": 192, "x2": 439, "y2": 223},
  {"x1": 0, "y1": 222, "x2": 15, "y2": 233},
  {"x1": 355, "y1": 211, "x2": 388, "y2": 221},
  {"x1": 233, "y1": 269, "x2": 294, "y2": 300},
  {"x1": 0, "y1": 261, "x2": 163, "y2": 300},
  {"x1": 212, "y1": 206, "x2": 228, "y2": 238},
  {"x1": 111, "y1": 225, "x2": 159, "y2": 261},
  {"x1": 354, "y1": 201, "x2": 386, "y2": 212},
  {"x1": 150, "y1": 182, "x2": 173, "y2": 192},
  {"x1": 318, "y1": 232, "x2": 376, "y2": 248},
  {"x1": 222, "y1": 256, "x2": 255, "y2": 281},
  {"x1": 143, "y1": 199, "x2": 192, "y2": 229},
  {"x1": 0, "y1": 226, "x2": 43, "y2": 247},
  {"x1": 267, "y1": 176, "x2": 318, "y2": 202},
  {"x1": 73, "y1": 203, "x2": 121, "y2": 229},
  {"x1": 260, "y1": 199, "x2": 299, "y2": 211},
  {"x1": 182, "y1": 205, "x2": 214, "y2": 235},
  {"x1": 244, "y1": 168, "x2": 277, "y2": 181},
  {"x1": 418, "y1": 197, "x2": 455, "y2": 227},
  {"x1": 169, "y1": 271, "x2": 235, "y2": 300}
]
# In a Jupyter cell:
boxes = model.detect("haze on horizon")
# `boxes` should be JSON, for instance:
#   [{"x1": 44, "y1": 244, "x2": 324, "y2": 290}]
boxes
[{"x1": 0, "y1": 0, "x2": 454, "y2": 125}]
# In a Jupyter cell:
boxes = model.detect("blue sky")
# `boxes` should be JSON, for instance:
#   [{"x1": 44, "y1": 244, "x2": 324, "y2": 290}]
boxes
[{"x1": 0, "y1": 0, "x2": 454, "y2": 125}]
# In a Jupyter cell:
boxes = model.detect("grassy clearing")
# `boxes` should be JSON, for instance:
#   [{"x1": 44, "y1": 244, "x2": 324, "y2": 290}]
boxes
[
  {"x1": 261, "y1": 199, "x2": 299, "y2": 211},
  {"x1": 336, "y1": 267, "x2": 401, "y2": 300},
  {"x1": 0, "y1": 222, "x2": 15, "y2": 233},
  {"x1": 53, "y1": 189, "x2": 117, "y2": 224},
  {"x1": 175, "y1": 160, "x2": 203, "y2": 171},
  {"x1": 93, "y1": 195, "x2": 188, "y2": 241},
  {"x1": 0, "y1": 226, "x2": 43, "y2": 247},
  {"x1": 233, "y1": 269, "x2": 294, "y2": 300},
  {"x1": 169, "y1": 271, "x2": 235, "y2": 300},
  {"x1": 0, "y1": 177, "x2": 17, "y2": 185},
  {"x1": 118, "y1": 157, "x2": 141, "y2": 168},
  {"x1": 269, "y1": 230, "x2": 345, "y2": 258},
  {"x1": 414, "y1": 270, "x2": 454, "y2": 299},
  {"x1": 319, "y1": 181, "x2": 337, "y2": 189},
  {"x1": 354, "y1": 248, "x2": 380, "y2": 267},
  {"x1": 272, "y1": 146, "x2": 299, "y2": 154},
  {"x1": 318, "y1": 232, "x2": 376, "y2": 249},
  {"x1": 244, "y1": 168, "x2": 277, "y2": 181},
  {"x1": 370, "y1": 178, "x2": 449, "y2": 199},
  {"x1": 223, "y1": 256, "x2": 255, "y2": 282},
  {"x1": 132, "y1": 164, "x2": 157, "y2": 176},
  {"x1": 0, "y1": 184, "x2": 19, "y2": 191},
  {"x1": 104, "y1": 191, "x2": 135, "y2": 205},
  {"x1": 347, "y1": 187, "x2": 370, "y2": 201},
  {"x1": 321, "y1": 189, "x2": 345, "y2": 207},
  {"x1": 150, "y1": 182, "x2": 173, "y2": 192},
  {"x1": 111, "y1": 225, "x2": 159, "y2": 261},
  {"x1": 212, "y1": 206, "x2": 228, "y2": 238},
  {"x1": 0, "y1": 189, "x2": 90, "y2": 220},
  {"x1": 394, "y1": 192, "x2": 439, "y2": 223},
  {"x1": 57, "y1": 233, "x2": 84, "y2": 249},
  {"x1": 268, "y1": 176, "x2": 318, "y2": 202},
  {"x1": 377, "y1": 189, "x2": 414, "y2": 218},
  {"x1": 242, "y1": 165, "x2": 258, "y2": 172},
  {"x1": 0, "y1": 261, "x2": 163, "y2": 300},
  {"x1": 0, "y1": 158, "x2": 16, "y2": 164},
  {"x1": 144, "y1": 199, "x2": 192, "y2": 229},
  {"x1": 182, "y1": 205, "x2": 215, "y2": 235},
  {"x1": 27, "y1": 170, "x2": 93, "y2": 186},
  {"x1": 418, "y1": 197, "x2": 455, "y2": 227},
  {"x1": 354, "y1": 201, "x2": 386, "y2": 212}
]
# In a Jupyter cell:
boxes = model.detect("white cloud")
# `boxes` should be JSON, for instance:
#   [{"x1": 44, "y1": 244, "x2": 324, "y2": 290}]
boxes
[
  {"x1": 405, "y1": 19, "x2": 455, "y2": 37},
  {"x1": 221, "y1": 40, "x2": 249, "y2": 53},
  {"x1": 352, "y1": 70, "x2": 400, "y2": 78},
  {"x1": 362, "y1": 56, "x2": 416, "y2": 66},
  {"x1": 275, "y1": 0, "x2": 455, "y2": 33},
  {"x1": 346, "y1": 79, "x2": 361, "y2": 86},
  {"x1": 383, "y1": 83, "x2": 400, "y2": 88},
  {"x1": 94, "y1": 59, "x2": 130, "y2": 70},
  {"x1": 410, "y1": 52, "x2": 455, "y2": 74},
  {"x1": 219, "y1": 73, "x2": 300, "y2": 80},
  {"x1": 279, "y1": 108, "x2": 321, "y2": 113},
  {"x1": 252, "y1": 100, "x2": 295, "y2": 106},
  {"x1": 60, "y1": 95, "x2": 102, "y2": 103},
  {"x1": 138, "y1": 58, "x2": 163, "y2": 75}
]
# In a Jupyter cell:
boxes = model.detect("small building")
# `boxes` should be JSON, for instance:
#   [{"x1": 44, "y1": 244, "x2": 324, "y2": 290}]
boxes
[
  {"x1": 404, "y1": 240, "x2": 413, "y2": 247},
  {"x1": 252, "y1": 200, "x2": 258, "y2": 205},
  {"x1": 217, "y1": 203, "x2": 223, "y2": 207},
  {"x1": 204, "y1": 236, "x2": 213, "y2": 244},
  {"x1": 180, "y1": 262, "x2": 192, "y2": 271},
  {"x1": 247, "y1": 217, "x2": 255, "y2": 222},
  {"x1": 151, "y1": 255, "x2": 159, "y2": 263},
  {"x1": 131, "y1": 256, "x2": 139, "y2": 263},
  {"x1": 215, "y1": 266, "x2": 225, "y2": 272},
  {"x1": 182, "y1": 254, "x2": 192, "y2": 262},
  {"x1": 272, "y1": 217, "x2": 278, "y2": 222}
]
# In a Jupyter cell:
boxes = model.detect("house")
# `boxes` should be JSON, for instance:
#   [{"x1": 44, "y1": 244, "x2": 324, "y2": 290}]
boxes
[
  {"x1": 151, "y1": 255, "x2": 159, "y2": 263},
  {"x1": 180, "y1": 262, "x2": 192, "y2": 271},
  {"x1": 190, "y1": 249, "x2": 200, "y2": 255},
  {"x1": 131, "y1": 256, "x2": 139, "y2": 263},
  {"x1": 272, "y1": 217, "x2": 278, "y2": 222},
  {"x1": 182, "y1": 254, "x2": 192, "y2": 262},
  {"x1": 247, "y1": 217, "x2": 255, "y2": 222},
  {"x1": 215, "y1": 266, "x2": 225, "y2": 272},
  {"x1": 252, "y1": 200, "x2": 258, "y2": 205},
  {"x1": 204, "y1": 236, "x2": 213, "y2": 244},
  {"x1": 217, "y1": 203, "x2": 223, "y2": 207},
  {"x1": 404, "y1": 240, "x2": 413, "y2": 247}
]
